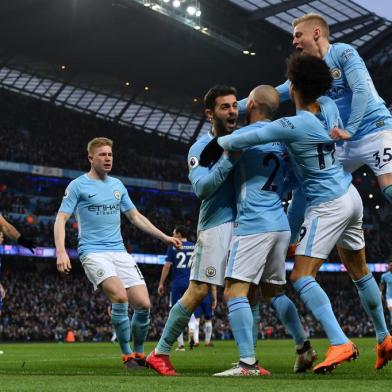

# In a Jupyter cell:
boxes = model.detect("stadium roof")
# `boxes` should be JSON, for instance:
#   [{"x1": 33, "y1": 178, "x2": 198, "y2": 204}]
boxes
[{"x1": 0, "y1": 0, "x2": 391, "y2": 143}]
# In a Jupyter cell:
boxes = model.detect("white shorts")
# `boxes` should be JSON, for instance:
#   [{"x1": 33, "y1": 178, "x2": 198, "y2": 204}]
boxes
[
  {"x1": 387, "y1": 298, "x2": 392, "y2": 308},
  {"x1": 296, "y1": 184, "x2": 365, "y2": 259},
  {"x1": 190, "y1": 221, "x2": 233, "y2": 286},
  {"x1": 81, "y1": 252, "x2": 145, "y2": 290},
  {"x1": 336, "y1": 130, "x2": 392, "y2": 176},
  {"x1": 225, "y1": 231, "x2": 290, "y2": 285}
]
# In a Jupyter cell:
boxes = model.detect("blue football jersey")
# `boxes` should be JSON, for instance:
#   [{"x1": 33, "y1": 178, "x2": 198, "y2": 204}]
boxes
[
  {"x1": 277, "y1": 43, "x2": 392, "y2": 141},
  {"x1": 218, "y1": 96, "x2": 352, "y2": 207},
  {"x1": 166, "y1": 240, "x2": 195, "y2": 286},
  {"x1": 381, "y1": 271, "x2": 392, "y2": 300},
  {"x1": 59, "y1": 174, "x2": 136, "y2": 257},
  {"x1": 188, "y1": 132, "x2": 236, "y2": 231},
  {"x1": 232, "y1": 122, "x2": 290, "y2": 236}
]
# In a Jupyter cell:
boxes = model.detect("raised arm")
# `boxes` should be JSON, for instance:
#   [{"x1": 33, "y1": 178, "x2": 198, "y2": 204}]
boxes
[{"x1": 218, "y1": 119, "x2": 295, "y2": 151}]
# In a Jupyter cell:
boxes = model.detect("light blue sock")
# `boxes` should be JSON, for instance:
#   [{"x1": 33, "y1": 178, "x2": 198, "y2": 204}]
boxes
[
  {"x1": 131, "y1": 309, "x2": 150, "y2": 353},
  {"x1": 293, "y1": 276, "x2": 348, "y2": 345},
  {"x1": 228, "y1": 297, "x2": 255, "y2": 362},
  {"x1": 271, "y1": 294, "x2": 306, "y2": 347},
  {"x1": 353, "y1": 273, "x2": 389, "y2": 343},
  {"x1": 111, "y1": 303, "x2": 132, "y2": 355},
  {"x1": 156, "y1": 301, "x2": 193, "y2": 355},
  {"x1": 250, "y1": 304, "x2": 260, "y2": 349}
]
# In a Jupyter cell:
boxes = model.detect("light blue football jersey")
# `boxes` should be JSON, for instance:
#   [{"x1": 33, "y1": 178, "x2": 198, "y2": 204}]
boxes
[
  {"x1": 59, "y1": 174, "x2": 135, "y2": 257},
  {"x1": 188, "y1": 132, "x2": 236, "y2": 231},
  {"x1": 232, "y1": 122, "x2": 290, "y2": 236},
  {"x1": 381, "y1": 271, "x2": 392, "y2": 300},
  {"x1": 218, "y1": 96, "x2": 352, "y2": 207},
  {"x1": 277, "y1": 43, "x2": 392, "y2": 141}
]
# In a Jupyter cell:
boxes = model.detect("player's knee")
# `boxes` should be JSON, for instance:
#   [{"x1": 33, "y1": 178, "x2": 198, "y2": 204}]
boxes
[
  {"x1": 188, "y1": 282, "x2": 209, "y2": 302},
  {"x1": 111, "y1": 292, "x2": 128, "y2": 303}
]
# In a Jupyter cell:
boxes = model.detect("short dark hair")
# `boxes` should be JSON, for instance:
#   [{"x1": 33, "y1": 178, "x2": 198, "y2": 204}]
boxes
[
  {"x1": 286, "y1": 53, "x2": 332, "y2": 105},
  {"x1": 174, "y1": 225, "x2": 188, "y2": 238},
  {"x1": 204, "y1": 85, "x2": 237, "y2": 111}
]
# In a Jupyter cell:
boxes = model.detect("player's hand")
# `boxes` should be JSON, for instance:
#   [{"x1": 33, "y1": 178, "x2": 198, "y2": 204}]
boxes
[
  {"x1": 226, "y1": 150, "x2": 242, "y2": 161},
  {"x1": 330, "y1": 127, "x2": 351, "y2": 140},
  {"x1": 158, "y1": 284, "x2": 165, "y2": 297},
  {"x1": 199, "y1": 137, "x2": 224, "y2": 167},
  {"x1": 17, "y1": 235, "x2": 36, "y2": 254},
  {"x1": 164, "y1": 236, "x2": 182, "y2": 249},
  {"x1": 286, "y1": 243, "x2": 298, "y2": 259},
  {"x1": 56, "y1": 251, "x2": 72, "y2": 274}
]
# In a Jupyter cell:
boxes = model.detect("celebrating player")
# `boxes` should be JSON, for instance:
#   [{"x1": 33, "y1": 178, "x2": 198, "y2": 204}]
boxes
[
  {"x1": 278, "y1": 12, "x2": 392, "y2": 204},
  {"x1": 212, "y1": 54, "x2": 392, "y2": 373},
  {"x1": 146, "y1": 85, "x2": 240, "y2": 376},
  {"x1": 54, "y1": 137, "x2": 181, "y2": 369},
  {"x1": 207, "y1": 85, "x2": 315, "y2": 376}
]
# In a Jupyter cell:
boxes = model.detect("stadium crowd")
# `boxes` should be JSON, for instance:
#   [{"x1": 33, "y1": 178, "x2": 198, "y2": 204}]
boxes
[{"x1": 0, "y1": 90, "x2": 190, "y2": 183}]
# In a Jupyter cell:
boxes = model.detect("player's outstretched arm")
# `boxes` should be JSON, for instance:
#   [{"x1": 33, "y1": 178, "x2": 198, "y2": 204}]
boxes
[
  {"x1": 124, "y1": 209, "x2": 181, "y2": 248},
  {"x1": 54, "y1": 212, "x2": 72, "y2": 274},
  {"x1": 0, "y1": 214, "x2": 36, "y2": 253},
  {"x1": 158, "y1": 262, "x2": 172, "y2": 296}
]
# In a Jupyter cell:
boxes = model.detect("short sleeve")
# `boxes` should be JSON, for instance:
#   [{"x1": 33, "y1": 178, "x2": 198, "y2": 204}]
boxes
[{"x1": 58, "y1": 180, "x2": 79, "y2": 215}]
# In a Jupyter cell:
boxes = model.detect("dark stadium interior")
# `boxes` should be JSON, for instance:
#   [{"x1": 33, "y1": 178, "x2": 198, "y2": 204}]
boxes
[{"x1": 0, "y1": 0, "x2": 392, "y2": 346}]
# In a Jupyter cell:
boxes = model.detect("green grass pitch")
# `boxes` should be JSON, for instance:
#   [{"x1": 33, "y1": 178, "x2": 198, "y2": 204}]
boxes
[{"x1": 0, "y1": 338, "x2": 391, "y2": 391}]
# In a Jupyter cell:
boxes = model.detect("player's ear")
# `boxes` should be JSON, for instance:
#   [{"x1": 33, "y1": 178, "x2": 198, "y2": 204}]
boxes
[
  {"x1": 314, "y1": 26, "x2": 321, "y2": 41},
  {"x1": 205, "y1": 108, "x2": 213, "y2": 121},
  {"x1": 88, "y1": 154, "x2": 93, "y2": 163}
]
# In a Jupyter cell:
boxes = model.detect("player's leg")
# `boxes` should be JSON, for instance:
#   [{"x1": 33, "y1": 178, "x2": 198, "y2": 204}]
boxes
[
  {"x1": 188, "y1": 312, "x2": 197, "y2": 348},
  {"x1": 100, "y1": 276, "x2": 136, "y2": 364},
  {"x1": 82, "y1": 253, "x2": 138, "y2": 368},
  {"x1": 388, "y1": 302, "x2": 392, "y2": 328},
  {"x1": 147, "y1": 222, "x2": 232, "y2": 375},
  {"x1": 261, "y1": 231, "x2": 316, "y2": 373},
  {"x1": 127, "y1": 284, "x2": 150, "y2": 360},
  {"x1": 336, "y1": 183, "x2": 391, "y2": 367},
  {"x1": 193, "y1": 317, "x2": 200, "y2": 347},
  {"x1": 292, "y1": 189, "x2": 361, "y2": 373},
  {"x1": 112, "y1": 252, "x2": 150, "y2": 365},
  {"x1": 172, "y1": 284, "x2": 187, "y2": 351},
  {"x1": 201, "y1": 294, "x2": 214, "y2": 346},
  {"x1": 247, "y1": 284, "x2": 260, "y2": 349},
  {"x1": 362, "y1": 130, "x2": 392, "y2": 204},
  {"x1": 215, "y1": 233, "x2": 276, "y2": 376}
]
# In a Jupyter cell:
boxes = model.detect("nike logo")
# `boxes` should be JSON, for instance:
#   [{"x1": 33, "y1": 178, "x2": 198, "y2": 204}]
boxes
[
  {"x1": 379, "y1": 162, "x2": 391, "y2": 170},
  {"x1": 88, "y1": 194, "x2": 97, "y2": 198}
]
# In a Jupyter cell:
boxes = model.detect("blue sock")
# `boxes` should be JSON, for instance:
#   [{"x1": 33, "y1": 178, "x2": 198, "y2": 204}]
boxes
[
  {"x1": 228, "y1": 297, "x2": 255, "y2": 362},
  {"x1": 250, "y1": 304, "x2": 260, "y2": 349},
  {"x1": 353, "y1": 273, "x2": 389, "y2": 343},
  {"x1": 111, "y1": 303, "x2": 132, "y2": 355},
  {"x1": 156, "y1": 301, "x2": 193, "y2": 355},
  {"x1": 271, "y1": 294, "x2": 306, "y2": 347},
  {"x1": 131, "y1": 309, "x2": 150, "y2": 353},
  {"x1": 293, "y1": 276, "x2": 348, "y2": 345}
]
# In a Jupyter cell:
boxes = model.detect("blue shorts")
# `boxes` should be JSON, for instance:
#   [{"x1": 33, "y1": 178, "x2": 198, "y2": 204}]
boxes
[
  {"x1": 170, "y1": 282, "x2": 189, "y2": 307},
  {"x1": 194, "y1": 292, "x2": 213, "y2": 320}
]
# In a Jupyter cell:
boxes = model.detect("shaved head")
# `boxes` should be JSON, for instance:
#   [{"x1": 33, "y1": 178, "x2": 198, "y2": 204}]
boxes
[{"x1": 248, "y1": 85, "x2": 280, "y2": 119}]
